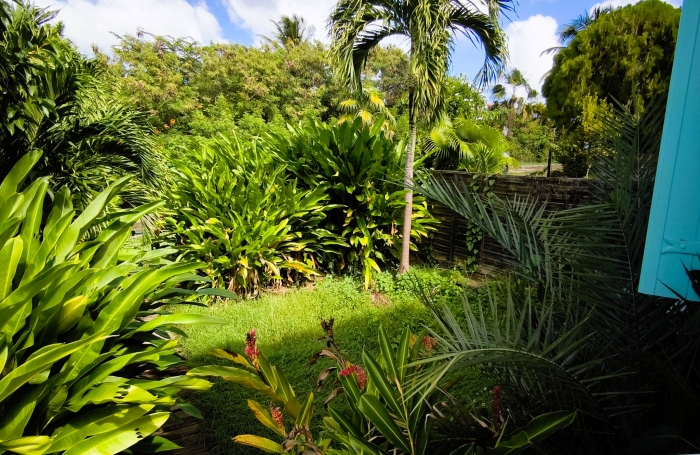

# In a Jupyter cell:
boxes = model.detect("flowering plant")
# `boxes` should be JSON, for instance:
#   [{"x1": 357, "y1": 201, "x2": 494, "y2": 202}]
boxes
[{"x1": 187, "y1": 322, "x2": 575, "y2": 454}]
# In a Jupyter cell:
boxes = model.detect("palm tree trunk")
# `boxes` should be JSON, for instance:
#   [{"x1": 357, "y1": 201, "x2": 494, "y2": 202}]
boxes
[{"x1": 399, "y1": 97, "x2": 417, "y2": 274}]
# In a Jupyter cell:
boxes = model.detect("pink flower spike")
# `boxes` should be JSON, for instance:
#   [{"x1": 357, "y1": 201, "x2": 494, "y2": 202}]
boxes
[
  {"x1": 422, "y1": 335, "x2": 438, "y2": 352},
  {"x1": 245, "y1": 329, "x2": 259, "y2": 360}
]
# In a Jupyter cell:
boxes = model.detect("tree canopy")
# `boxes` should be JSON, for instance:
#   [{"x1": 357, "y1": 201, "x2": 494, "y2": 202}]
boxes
[{"x1": 543, "y1": 0, "x2": 680, "y2": 131}]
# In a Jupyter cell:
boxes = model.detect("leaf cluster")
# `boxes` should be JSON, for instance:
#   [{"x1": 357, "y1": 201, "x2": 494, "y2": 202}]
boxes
[{"x1": 0, "y1": 152, "x2": 231, "y2": 454}]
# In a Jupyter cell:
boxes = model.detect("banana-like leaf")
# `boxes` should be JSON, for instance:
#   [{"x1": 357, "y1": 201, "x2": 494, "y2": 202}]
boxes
[
  {"x1": 0, "y1": 151, "x2": 42, "y2": 206},
  {"x1": 0, "y1": 333, "x2": 107, "y2": 402},
  {"x1": 0, "y1": 238, "x2": 23, "y2": 300},
  {"x1": 187, "y1": 366, "x2": 282, "y2": 402},
  {"x1": 61, "y1": 412, "x2": 170, "y2": 455},
  {"x1": 233, "y1": 435, "x2": 283, "y2": 453},
  {"x1": 49, "y1": 404, "x2": 155, "y2": 452},
  {"x1": 0, "y1": 436, "x2": 52, "y2": 455}
]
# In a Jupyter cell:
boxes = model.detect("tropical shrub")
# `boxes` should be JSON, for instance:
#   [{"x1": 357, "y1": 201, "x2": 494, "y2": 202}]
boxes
[
  {"x1": 0, "y1": 151, "x2": 230, "y2": 454},
  {"x1": 424, "y1": 118, "x2": 518, "y2": 173},
  {"x1": 416, "y1": 98, "x2": 700, "y2": 452},
  {"x1": 0, "y1": 1, "x2": 158, "y2": 208},
  {"x1": 270, "y1": 118, "x2": 436, "y2": 286},
  {"x1": 162, "y1": 134, "x2": 344, "y2": 295},
  {"x1": 188, "y1": 321, "x2": 574, "y2": 454}
]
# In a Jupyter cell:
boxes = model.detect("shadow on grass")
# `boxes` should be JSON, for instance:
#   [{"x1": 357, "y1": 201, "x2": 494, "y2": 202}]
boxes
[{"x1": 180, "y1": 288, "x2": 438, "y2": 454}]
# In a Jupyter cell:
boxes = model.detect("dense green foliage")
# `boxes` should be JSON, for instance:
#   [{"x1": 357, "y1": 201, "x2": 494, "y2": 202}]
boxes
[
  {"x1": 0, "y1": 152, "x2": 230, "y2": 454},
  {"x1": 162, "y1": 134, "x2": 340, "y2": 295},
  {"x1": 544, "y1": 0, "x2": 679, "y2": 129},
  {"x1": 190, "y1": 322, "x2": 574, "y2": 455},
  {"x1": 543, "y1": 0, "x2": 680, "y2": 175},
  {"x1": 0, "y1": 2, "x2": 157, "y2": 207},
  {"x1": 418, "y1": 97, "x2": 700, "y2": 453},
  {"x1": 271, "y1": 118, "x2": 436, "y2": 286},
  {"x1": 329, "y1": 0, "x2": 512, "y2": 272}
]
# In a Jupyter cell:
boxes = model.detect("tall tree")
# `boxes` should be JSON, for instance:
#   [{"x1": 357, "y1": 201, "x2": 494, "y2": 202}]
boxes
[
  {"x1": 491, "y1": 68, "x2": 538, "y2": 137},
  {"x1": 0, "y1": 1, "x2": 157, "y2": 208},
  {"x1": 329, "y1": 0, "x2": 511, "y2": 273},
  {"x1": 541, "y1": 5, "x2": 614, "y2": 56},
  {"x1": 543, "y1": 0, "x2": 680, "y2": 132},
  {"x1": 262, "y1": 15, "x2": 310, "y2": 49}
]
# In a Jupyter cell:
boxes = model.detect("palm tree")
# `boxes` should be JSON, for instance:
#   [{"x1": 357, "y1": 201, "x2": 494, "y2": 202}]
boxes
[
  {"x1": 262, "y1": 15, "x2": 309, "y2": 49},
  {"x1": 0, "y1": 1, "x2": 158, "y2": 211},
  {"x1": 424, "y1": 117, "x2": 518, "y2": 172},
  {"x1": 491, "y1": 68, "x2": 538, "y2": 136},
  {"x1": 541, "y1": 5, "x2": 614, "y2": 56},
  {"x1": 337, "y1": 87, "x2": 396, "y2": 137},
  {"x1": 329, "y1": 0, "x2": 512, "y2": 273}
]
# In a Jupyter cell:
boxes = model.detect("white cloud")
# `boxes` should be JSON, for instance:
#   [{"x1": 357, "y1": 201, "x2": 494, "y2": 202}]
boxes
[
  {"x1": 220, "y1": 0, "x2": 336, "y2": 43},
  {"x1": 33, "y1": 0, "x2": 224, "y2": 54},
  {"x1": 590, "y1": 0, "x2": 682, "y2": 12},
  {"x1": 503, "y1": 14, "x2": 559, "y2": 93}
]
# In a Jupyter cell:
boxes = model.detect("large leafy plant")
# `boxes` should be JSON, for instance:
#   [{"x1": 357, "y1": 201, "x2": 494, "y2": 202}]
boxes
[
  {"x1": 270, "y1": 118, "x2": 436, "y2": 286},
  {"x1": 416, "y1": 98, "x2": 700, "y2": 452},
  {"x1": 163, "y1": 134, "x2": 344, "y2": 295},
  {"x1": 0, "y1": 151, "x2": 227, "y2": 454},
  {"x1": 0, "y1": 1, "x2": 159, "y2": 210},
  {"x1": 188, "y1": 321, "x2": 574, "y2": 454},
  {"x1": 423, "y1": 118, "x2": 518, "y2": 173}
]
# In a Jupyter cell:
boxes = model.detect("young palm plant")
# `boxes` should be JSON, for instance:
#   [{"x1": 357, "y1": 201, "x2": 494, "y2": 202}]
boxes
[
  {"x1": 329, "y1": 0, "x2": 512, "y2": 273},
  {"x1": 423, "y1": 118, "x2": 518, "y2": 172},
  {"x1": 413, "y1": 97, "x2": 700, "y2": 453}
]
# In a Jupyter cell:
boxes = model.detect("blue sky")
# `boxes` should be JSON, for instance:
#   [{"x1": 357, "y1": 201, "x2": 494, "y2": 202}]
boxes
[{"x1": 36, "y1": 0, "x2": 682, "y2": 92}]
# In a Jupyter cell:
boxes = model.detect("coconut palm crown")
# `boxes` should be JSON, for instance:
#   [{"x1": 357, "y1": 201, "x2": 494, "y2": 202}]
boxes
[{"x1": 329, "y1": 0, "x2": 513, "y2": 273}]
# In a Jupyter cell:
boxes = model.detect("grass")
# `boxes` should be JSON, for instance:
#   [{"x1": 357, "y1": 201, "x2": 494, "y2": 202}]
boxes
[{"x1": 171, "y1": 267, "x2": 477, "y2": 454}]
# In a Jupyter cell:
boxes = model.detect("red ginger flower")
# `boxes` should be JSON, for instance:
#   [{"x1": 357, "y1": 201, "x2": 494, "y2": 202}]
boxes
[
  {"x1": 340, "y1": 364, "x2": 367, "y2": 390},
  {"x1": 270, "y1": 405, "x2": 284, "y2": 433},
  {"x1": 422, "y1": 335, "x2": 438, "y2": 352},
  {"x1": 245, "y1": 328, "x2": 259, "y2": 360},
  {"x1": 492, "y1": 386, "x2": 503, "y2": 425}
]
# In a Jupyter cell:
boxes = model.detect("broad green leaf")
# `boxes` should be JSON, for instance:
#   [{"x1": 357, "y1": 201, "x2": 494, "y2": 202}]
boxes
[
  {"x1": 362, "y1": 351, "x2": 402, "y2": 416},
  {"x1": 62, "y1": 412, "x2": 170, "y2": 455},
  {"x1": 187, "y1": 366, "x2": 282, "y2": 402},
  {"x1": 0, "y1": 333, "x2": 107, "y2": 402},
  {"x1": 232, "y1": 435, "x2": 283, "y2": 453},
  {"x1": 327, "y1": 407, "x2": 362, "y2": 438},
  {"x1": 124, "y1": 314, "x2": 226, "y2": 338},
  {"x1": 0, "y1": 238, "x2": 23, "y2": 301},
  {"x1": 49, "y1": 404, "x2": 155, "y2": 452},
  {"x1": 208, "y1": 349, "x2": 251, "y2": 367},
  {"x1": 0, "y1": 150, "x2": 41, "y2": 207},
  {"x1": 56, "y1": 295, "x2": 87, "y2": 334},
  {"x1": 0, "y1": 436, "x2": 52, "y2": 455},
  {"x1": 296, "y1": 392, "x2": 314, "y2": 428},
  {"x1": 347, "y1": 433, "x2": 383, "y2": 455},
  {"x1": 130, "y1": 435, "x2": 181, "y2": 453},
  {"x1": 357, "y1": 393, "x2": 410, "y2": 453},
  {"x1": 378, "y1": 325, "x2": 397, "y2": 381},
  {"x1": 248, "y1": 400, "x2": 285, "y2": 436},
  {"x1": 493, "y1": 411, "x2": 576, "y2": 454}
]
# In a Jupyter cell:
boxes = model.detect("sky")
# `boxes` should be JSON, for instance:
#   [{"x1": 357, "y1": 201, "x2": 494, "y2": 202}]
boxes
[{"x1": 34, "y1": 0, "x2": 683, "y2": 94}]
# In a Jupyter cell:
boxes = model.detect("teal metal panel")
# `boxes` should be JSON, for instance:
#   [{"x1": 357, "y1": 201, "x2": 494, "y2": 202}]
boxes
[{"x1": 640, "y1": 1, "x2": 700, "y2": 301}]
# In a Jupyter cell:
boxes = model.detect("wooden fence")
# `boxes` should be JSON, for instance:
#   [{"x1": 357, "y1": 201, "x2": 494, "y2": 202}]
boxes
[{"x1": 424, "y1": 171, "x2": 600, "y2": 273}]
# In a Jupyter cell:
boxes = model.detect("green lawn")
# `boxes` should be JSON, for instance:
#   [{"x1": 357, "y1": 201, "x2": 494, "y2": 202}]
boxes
[{"x1": 172, "y1": 268, "x2": 475, "y2": 454}]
